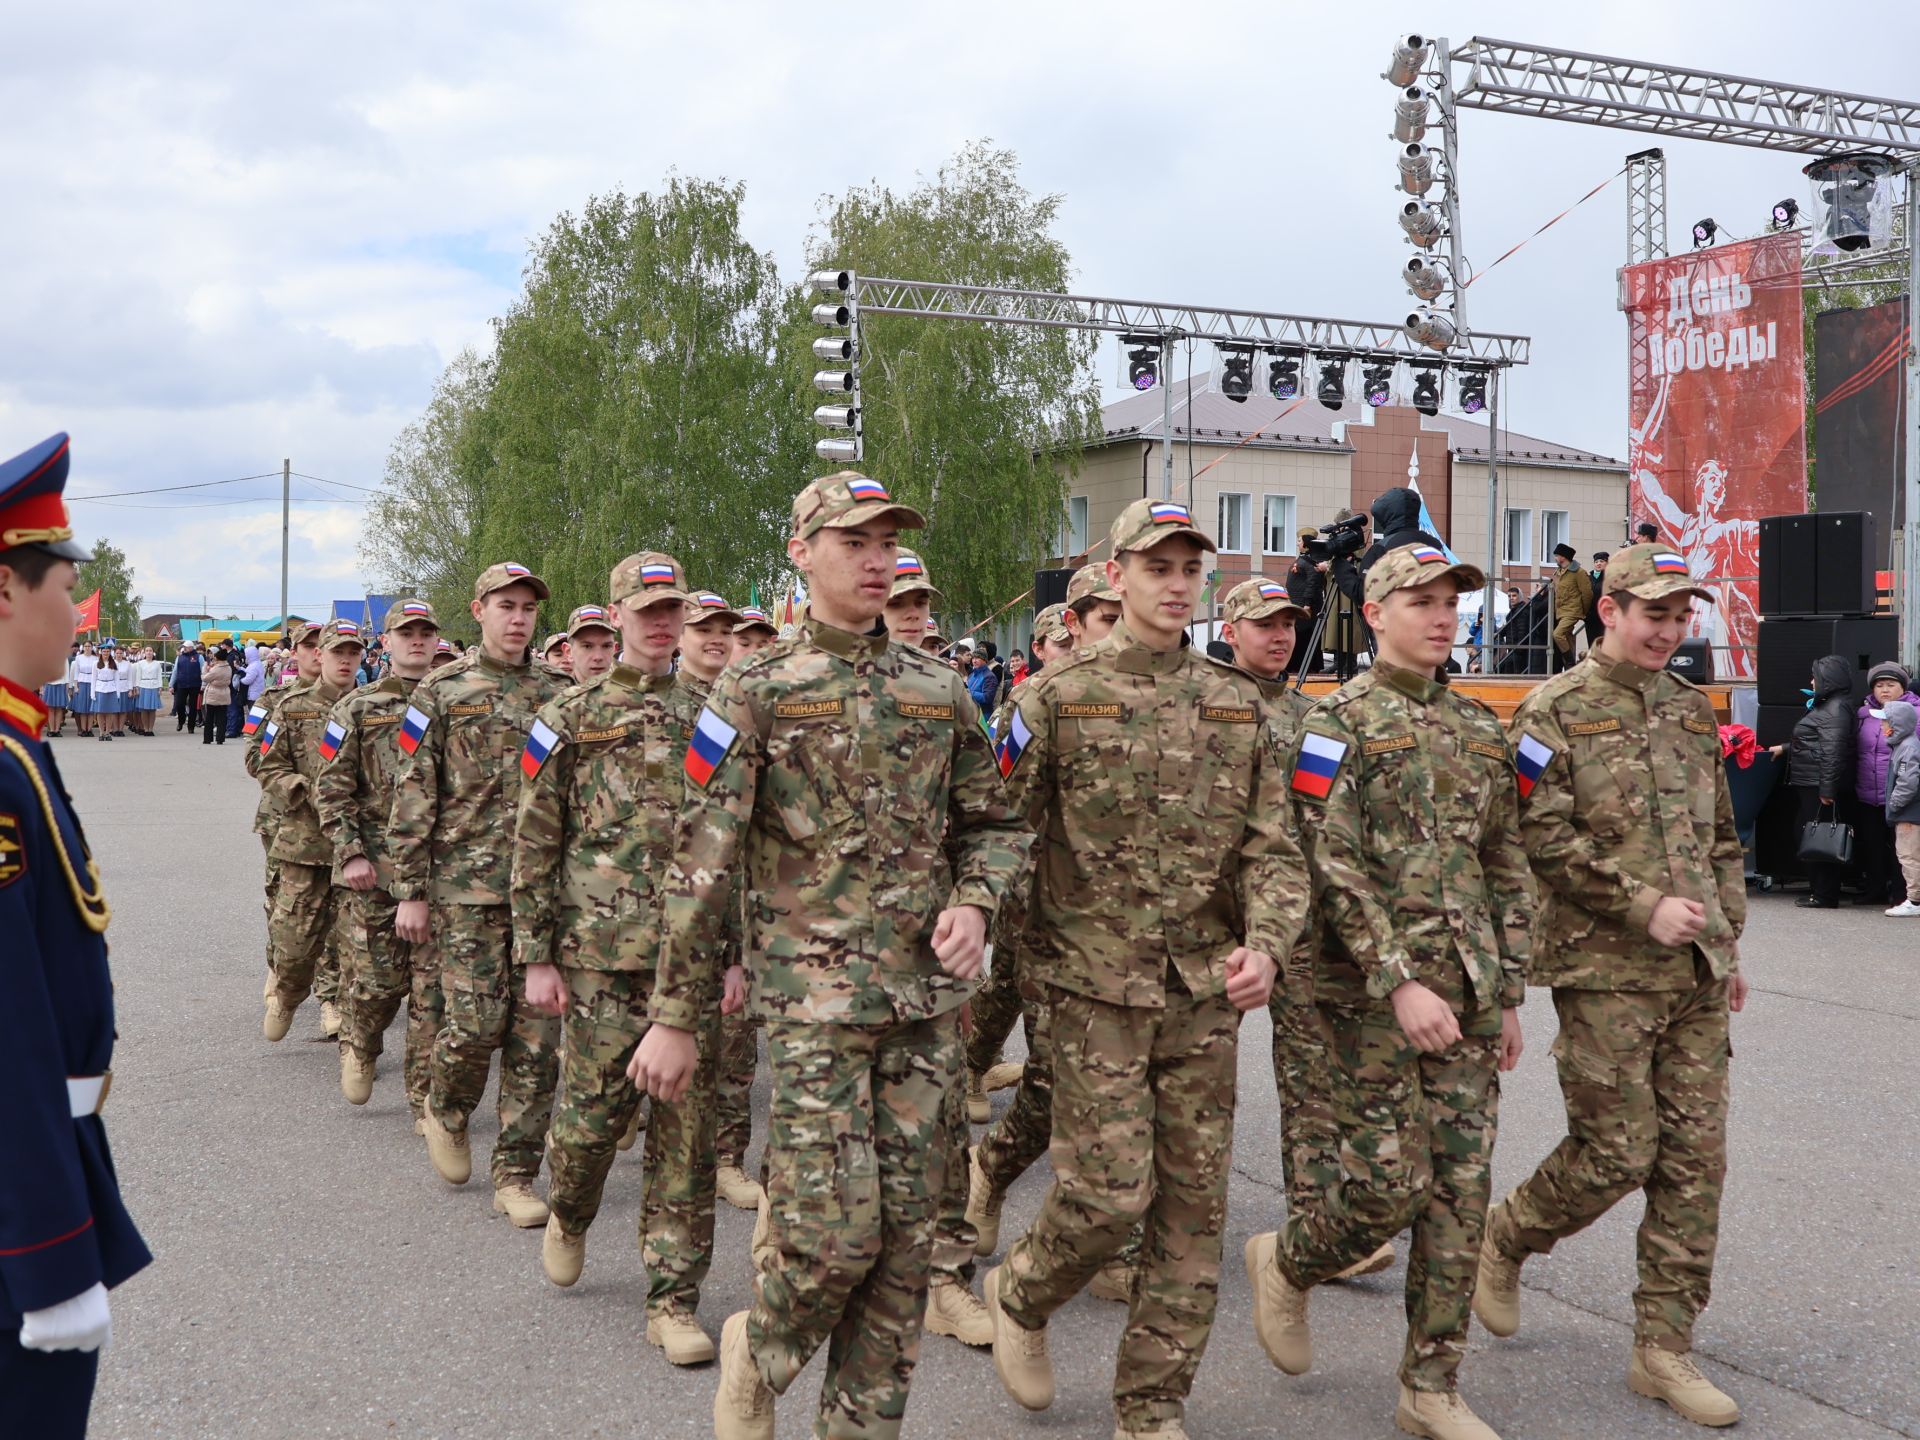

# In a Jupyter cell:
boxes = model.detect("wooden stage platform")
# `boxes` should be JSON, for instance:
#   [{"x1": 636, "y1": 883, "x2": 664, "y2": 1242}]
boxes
[{"x1": 1294, "y1": 675, "x2": 1738, "y2": 723}]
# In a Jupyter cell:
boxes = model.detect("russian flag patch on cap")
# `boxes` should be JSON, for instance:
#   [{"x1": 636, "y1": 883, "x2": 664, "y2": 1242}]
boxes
[
  {"x1": 1149, "y1": 502, "x2": 1192, "y2": 525},
  {"x1": 242, "y1": 703, "x2": 268, "y2": 736},
  {"x1": 333, "y1": 619, "x2": 359, "y2": 636},
  {"x1": 398, "y1": 601, "x2": 432, "y2": 618},
  {"x1": 398, "y1": 704, "x2": 431, "y2": 756},
  {"x1": 1290, "y1": 732, "x2": 1347, "y2": 800},
  {"x1": 641, "y1": 563, "x2": 677, "y2": 587},
  {"x1": 1515, "y1": 733, "x2": 1554, "y2": 799},
  {"x1": 318, "y1": 719, "x2": 347, "y2": 762},
  {"x1": 1410, "y1": 545, "x2": 1446, "y2": 565},
  {"x1": 521, "y1": 719, "x2": 560, "y2": 779},
  {"x1": 575, "y1": 605, "x2": 607, "y2": 622},
  {"x1": 995, "y1": 707, "x2": 1033, "y2": 778},
  {"x1": 1653, "y1": 552, "x2": 1690, "y2": 575},
  {"x1": 1257, "y1": 581, "x2": 1287, "y2": 600},
  {"x1": 684, "y1": 707, "x2": 739, "y2": 787},
  {"x1": 698, "y1": 592, "x2": 728, "y2": 610},
  {"x1": 738, "y1": 606, "x2": 768, "y2": 624},
  {"x1": 504, "y1": 563, "x2": 531, "y2": 578},
  {"x1": 896, "y1": 554, "x2": 925, "y2": 577},
  {"x1": 846, "y1": 476, "x2": 889, "y2": 501}
]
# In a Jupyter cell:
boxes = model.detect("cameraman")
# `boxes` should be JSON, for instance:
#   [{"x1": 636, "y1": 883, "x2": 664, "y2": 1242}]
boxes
[
  {"x1": 1361, "y1": 486, "x2": 1447, "y2": 566},
  {"x1": 1285, "y1": 527, "x2": 1326, "y2": 675},
  {"x1": 1327, "y1": 508, "x2": 1371, "y2": 681}
]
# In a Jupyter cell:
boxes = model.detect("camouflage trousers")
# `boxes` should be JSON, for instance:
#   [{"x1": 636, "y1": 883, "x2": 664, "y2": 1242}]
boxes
[
  {"x1": 404, "y1": 927, "x2": 443, "y2": 1121},
  {"x1": 999, "y1": 984, "x2": 1239, "y2": 1432},
  {"x1": 259, "y1": 837, "x2": 278, "y2": 971},
  {"x1": 339, "y1": 887, "x2": 411, "y2": 1060},
  {"x1": 928, "y1": 1042, "x2": 978, "y2": 1286},
  {"x1": 426, "y1": 903, "x2": 559, "y2": 1187},
  {"x1": 1490, "y1": 976, "x2": 1729, "y2": 1351},
  {"x1": 963, "y1": 957, "x2": 1022, "y2": 1078},
  {"x1": 1269, "y1": 994, "x2": 1341, "y2": 1214},
  {"x1": 1276, "y1": 1004, "x2": 1502, "y2": 1392},
  {"x1": 749, "y1": 1012, "x2": 960, "y2": 1440},
  {"x1": 716, "y1": 1008, "x2": 758, "y2": 1168},
  {"x1": 266, "y1": 860, "x2": 345, "y2": 1010},
  {"x1": 975, "y1": 997, "x2": 1054, "y2": 1198},
  {"x1": 547, "y1": 968, "x2": 717, "y2": 1316}
]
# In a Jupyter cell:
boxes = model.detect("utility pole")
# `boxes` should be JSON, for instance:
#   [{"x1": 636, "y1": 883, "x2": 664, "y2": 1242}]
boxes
[{"x1": 280, "y1": 458, "x2": 290, "y2": 638}]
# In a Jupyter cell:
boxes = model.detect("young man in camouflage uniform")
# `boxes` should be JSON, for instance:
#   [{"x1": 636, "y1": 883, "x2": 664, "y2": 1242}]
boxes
[
  {"x1": 562, "y1": 605, "x2": 618, "y2": 687},
  {"x1": 314, "y1": 599, "x2": 441, "y2": 1117},
  {"x1": 258, "y1": 619, "x2": 365, "y2": 1044},
  {"x1": 388, "y1": 562, "x2": 567, "y2": 1228},
  {"x1": 1061, "y1": 560, "x2": 1121, "y2": 648},
  {"x1": 539, "y1": 632, "x2": 571, "y2": 678},
  {"x1": 632, "y1": 472, "x2": 1031, "y2": 1440},
  {"x1": 984, "y1": 499, "x2": 1308, "y2": 1440},
  {"x1": 1246, "y1": 544, "x2": 1532, "y2": 1440},
  {"x1": 245, "y1": 625, "x2": 322, "y2": 1010},
  {"x1": 711, "y1": 604, "x2": 779, "y2": 1211},
  {"x1": 1475, "y1": 544, "x2": 1750, "y2": 1428}
]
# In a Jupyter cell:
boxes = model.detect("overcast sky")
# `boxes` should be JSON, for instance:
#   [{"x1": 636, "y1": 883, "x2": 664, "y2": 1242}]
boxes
[{"x1": 4, "y1": 2, "x2": 1910, "y2": 619}]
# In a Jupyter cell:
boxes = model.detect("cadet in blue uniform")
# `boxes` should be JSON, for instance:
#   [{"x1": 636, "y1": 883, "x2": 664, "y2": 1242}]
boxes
[{"x1": 0, "y1": 433, "x2": 151, "y2": 1439}]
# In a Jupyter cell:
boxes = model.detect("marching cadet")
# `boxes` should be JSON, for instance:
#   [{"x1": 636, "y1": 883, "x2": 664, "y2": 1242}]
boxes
[
  {"x1": 631, "y1": 472, "x2": 1031, "y2": 1440},
  {"x1": 0, "y1": 435, "x2": 150, "y2": 1439},
  {"x1": 315, "y1": 599, "x2": 441, "y2": 1119},
  {"x1": 882, "y1": 549, "x2": 936, "y2": 650},
  {"x1": 1061, "y1": 560, "x2": 1121, "y2": 647},
  {"x1": 1475, "y1": 545, "x2": 1749, "y2": 1429},
  {"x1": 1219, "y1": 578, "x2": 1394, "y2": 1282},
  {"x1": 540, "y1": 632, "x2": 571, "y2": 677},
  {"x1": 1246, "y1": 544, "x2": 1532, "y2": 1440},
  {"x1": 245, "y1": 624, "x2": 322, "y2": 1002},
  {"x1": 919, "y1": 622, "x2": 946, "y2": 656},
  {"x1": 258, "y1": 618, "x2": 365, "y2": 1042},
  {"x1": 387, "y1": 562, "x2": 566, "y2": 1228},
  {"x1": 563, "y1": 605, "x2": 618, "y2": 686},
  {"x1": 713, "y1": 605, "x2": 779, "y2": 1213},
  {"x1": 431, "y1": 637, "x2": 460, "y2": 668},
  {"x1": 983, "y1": 499, "x2": 1308, "y2": 1440},
  {"x1": 514, "y1": 553, "x2": 724, "y2": 1363},
  {"x1": 680, "y1": 590, "x2": 743, "y2": 696}
]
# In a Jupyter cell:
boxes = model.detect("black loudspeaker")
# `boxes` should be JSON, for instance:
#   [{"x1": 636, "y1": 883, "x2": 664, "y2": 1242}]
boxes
[
  {"x1": 1814, "y1": 511, "x2": 1877, "y2": 616},
  {"x1": 1758, "y1": 516, "x2": 1784, "y2": 616},
  {"x1": 1756, "y1": 615, "x2": 1898, "y2": 706},
  {"x1": 1760, "y1": 513, "x2": 1819, "y2": 615},
  {"x1": 1755, "y1": 703, "x2": 1804, "y2": 748},
  {"x1": 1033, "y1": 568, "x2": 1073, "y2": 610},
  {"x1": 1665, "y1": 637, "x2": 1714, "y2": 685}
]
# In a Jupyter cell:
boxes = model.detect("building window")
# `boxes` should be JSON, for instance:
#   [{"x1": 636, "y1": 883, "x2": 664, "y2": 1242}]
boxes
[
  {"x1": 1503, "y1": 508, "x2": 1533, "y2": 565},
  {"x1": 1219, "y1": 492, "x2": 1251, "y2": 554},
  {"x1": 1541, "y1": 509, "x2": 1570, "y2": 559},
  {"x1": 1262, "y1": 495, "x2": 1297, "y2": 556},
  {"x1": 1060, "y1": 495, "x2": 1089, "y2": 557}
]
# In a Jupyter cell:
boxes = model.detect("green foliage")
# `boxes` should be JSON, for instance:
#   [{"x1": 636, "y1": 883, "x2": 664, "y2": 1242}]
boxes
[{"x1": 76, "y1": 537, "x2": 141, "y2": 640}]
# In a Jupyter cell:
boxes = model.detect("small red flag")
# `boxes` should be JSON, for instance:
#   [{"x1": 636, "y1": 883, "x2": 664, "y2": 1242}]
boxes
[{"x1": 73, "y1": 589, "x2": 101, "y2": 634}]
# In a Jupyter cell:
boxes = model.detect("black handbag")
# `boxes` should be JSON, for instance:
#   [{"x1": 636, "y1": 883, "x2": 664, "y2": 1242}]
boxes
[{"x1": 1798, "y1": 818, "x2": 1855, "y2": 866}]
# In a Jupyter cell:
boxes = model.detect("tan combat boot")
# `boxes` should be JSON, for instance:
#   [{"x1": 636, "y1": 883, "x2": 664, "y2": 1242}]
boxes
[
  {"x1": 965, "y1": 1070, "x2": 991, "y2": 1125},
  {"x1": 1244, "y1": 1231, "x2": 1312, "y2": 1375},
  {"x1": 716, "y1": 1164, "x2": 764, "y2": 1211},
  {"x1": 1628, "y1": 1346, "x2": 1740, "y2": 1427},
  {"x1": 319, "y1": 1000, "x2": 342, "y2": 1039},
  {"x1": 422, "y1": 1109, "x2": 471, "y2": 1185},
  {"x1": 984, "y1": 1266, "x2": 1054, "y2": 1410},
  {"x1": 712, "y1": 1310, "x2": 775, "y2": 1440},
  {"x1": 750, "y1": 1191, "x2": 777, "y2": 1276},
  {"x1": 982, "y1": 1060, "x2": 1025, "y2": 1092},
  {"x1": 1472, "y1": 1231, "x2": 1522, "y2": 1339},
  {"x1": 1332, "y1": 1240, "x2": 1396, "y2": 1281},
  {"x1": 340, "y1": 1047, "x2": 375, "y2": 1105},
  {"x1": 615, "y1": 1099, "x2": 645, "y2": 1153},
  {"x1": 542, "y1": 1215, "x2": 585, "y2": 1286},
  {"x1": 1395, "y1": 1385, "x2": 1502, "y2": 1440},
  {"x1": 924, "y1": 1277, "x2": 992, "y2": 1346},
  {"x1": 646, "y1": 1306, "x2": 717, "y2": 1365},
  {"x1": 493, "y1": 1180, "x2": 549, "y2": 1228},
  {"x1": 262, "y1": 993, "x2": 295, "y2": 1043},
  {"x1": 411, "y1": 1112, "x2": 427, "y2": 1137},
  {"x1": 965, "y1": 1148, "x2": 1004, "y2": 1256},
  {"x1": 1088, "y1": 1256, "x2": 1135, "y2": 1303}
]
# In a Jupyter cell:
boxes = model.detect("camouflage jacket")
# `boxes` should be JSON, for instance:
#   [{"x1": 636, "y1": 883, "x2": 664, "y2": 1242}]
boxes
[
  {"x1": 1291, "y1": 662, "x2": 1532, "y2": 1017},
  {"x1": 510, "y1": 664, "x2": 699, "y2": 973},
  {"x1": 313, "y1": 674, "x2": 421, "y2": 887},
  {"x1": 386, "y1": 650, "x2": 566, "y2": 906},
  {"x1": 1005, "y1": 623, "x2": 1309, "y2": 1009},
  {"x1": 1509, "y1": 653, "x2": 1744, "y2": 989},
  {"x1": 243, "y1": 679, "x2": 302, "y2": 838},
  {"x1": 256, "y1": 677, "x2": 353, "y2": 867},
  {"x1": 649, "y1": 616, "x2": 1032, "y2": 1029}
]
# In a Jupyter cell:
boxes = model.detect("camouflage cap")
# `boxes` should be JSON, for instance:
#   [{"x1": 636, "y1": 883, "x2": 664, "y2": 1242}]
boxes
[
  {"x1": 434, "y1": 638, "x2": 458, "y2": 655},
  {"x1": 790, "y1": 471, "x2": 925, "y2": 540},
  {"x1": 732, "y1": 604, "x2": 777, "y2": 635},
  {"x1": 1603, "y1": 543, "x2": 1715, "y2": 604},
  {"x1": 384, "y1": 597, "x2": 439, "y2": 633},
  {"x1": 1222, "y1": 576, "x2": 1308, "y2": 623},
  {"x1": 1032, "y1": 602, "x2": 1071, "y2": 644},
  {"x1": 290, "y1": 621, "x2": 324, "y2": 648},
  {"x1": 1110, "y1": 497, "x2": 1217, "y2": 556},
  {"x1": 540, "y1": 631, "x2": 569, "y2": 655},
  {"x1": 688, "y1": 590, "x2": 743, "y2": 626},
  {"x1": 317, "y1": 617, "x2": 367, "y2": 651},
  {"x1": 565, "y1": 604, "x2": 617, "y2": 638},
  {"x1": 473, "y1": 561, "x2": 551, "y2": 602},
  {"x1": 1065, "y1": 560, "x2": 1120, "y2": 611},
  {"x1": 1363, "y1": 542, "x2": 1487, "y2": 606},
  {"x1": 610, "y1": 551, "x2": 692, "y2": 611},
  {"x1": 889, "y1": 548, "x2": 942, "y2": 602}
]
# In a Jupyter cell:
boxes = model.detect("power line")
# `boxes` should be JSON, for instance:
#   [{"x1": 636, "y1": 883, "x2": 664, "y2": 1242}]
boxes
[
  {"x1": 291, "y1": 472, "x2": 383, "y2": 494},
  {"x1": 74, "y1": 494, "x2": 365, "y2": 510},
  {"x1": 66, "y1": 472, "x2": 284, "y2": 501}
]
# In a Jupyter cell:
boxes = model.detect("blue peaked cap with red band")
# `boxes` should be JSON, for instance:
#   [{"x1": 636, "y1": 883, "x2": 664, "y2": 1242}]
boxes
[{"x1": 0, "y1": 433, "x2": 92, "y2": 561}]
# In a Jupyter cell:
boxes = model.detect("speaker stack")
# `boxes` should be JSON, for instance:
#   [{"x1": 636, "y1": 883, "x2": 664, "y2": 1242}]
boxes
[
  {"x1": 1755, "y1": 511, "x2": 1893, "y2": 747},
  {"x1": 1033, "y1": 568, "x2": 1074, "y2": 610}
]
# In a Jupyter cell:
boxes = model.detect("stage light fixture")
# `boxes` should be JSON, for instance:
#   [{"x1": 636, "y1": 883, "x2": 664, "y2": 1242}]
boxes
[
  {"x1": 1385, "y1": 33, "x2": 1429, "y2": 87},
  {"x1": 1398, "y1": 144, "x2": 1436, "y2": 198},
  {"x1": 1127, "y1": 341, "x2": 1161, "y2": 392},
  {"x1": 1362, "y1": 363, "x2": 1394, "y2": 408},
  {"x1": 1316, "y1": 357, "x2": 1348, "y2": 411},
  {"x1": 1411, "y1": 365, "x2": 1441, "y2": 416},
  {"x1": 812, "y1": 336, "x2": 854, "y2": 362},
  {"x1": 811, "y1": 265, "x2": 862, "y2": 462},
  {"x1": 814, "y1": 403, "x2": 858, "y2": 429},
  {"x1": 1804, "y1": 152, "x2": 1894, "y2": 252},
  {"x1": 1405, "y1": 310, "x2": 1456, "y2": 352},
  {"x1": 1691, "y1": 217, "x2": 1717, "y2": 249},
  {"x1": 811, "y1": 302, "x2": 850, "y2": 326},
  {"x1": 1457, "y1": 367, "x2": 1489, "y2": 415},
  {"x1": 1403, "y1": 256, "x2": 1445, "y2": 302},
  {"x1": 1399, "y1": 201, "x2": 1443, "y2": 248},
  {"x1": 810, "y1": 269, "x2": 852, "y2": 297},
  {"x1": 1219, "y1": 345, "x2": 1254, "y2": 403},
  {"x1": 1771, "y1": 198, "x2": 1799, "y2": 230},
  {"x1": 815, "y1": 439, "x2": 860, "y2": 464},
  {"x1": 1391, "y1": 86, "x2": 1429, "y2": 144},
  {"x1": 813, "y1": 369, "x2": 855, "y2": 393},
  {"x1": 1268, "y1": 349, "x2": 1302, "y2": 400}
]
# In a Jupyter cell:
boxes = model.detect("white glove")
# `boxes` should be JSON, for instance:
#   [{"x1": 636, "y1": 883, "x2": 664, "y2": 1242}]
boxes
[{"x1": 19, "y1": 1282, "x2": 112, "y2": 1353}]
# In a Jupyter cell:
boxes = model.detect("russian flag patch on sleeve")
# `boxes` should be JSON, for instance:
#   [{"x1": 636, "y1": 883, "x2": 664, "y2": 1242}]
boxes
[
  {"x1": 318, "y1": 719, "x2": 347, "y2": 762},
  {"x1": 521, "y1": 719, "x2": 560, "y2": 779},
  {"x1": 1291, "y1": 731, "x2": 1348, "y2": 800},
  {"x1": 397, "y1": 704, "x2": 431, "y2": 756},
  {"x1": 684, "y1": 707, "x2": 739, "y2": 788},
  {"x1": 995, "y1": 707, "x2": 1033, "y2": 778},
  {"x1": 1515, "y1": 733, "x2": 1554, "y2": 799},
  {"x1": 260, "y1": 719, "x2": 280, "y2": 755},
  {"x1": 242, "y1": 703, "x2": 268, "y2": 736}
]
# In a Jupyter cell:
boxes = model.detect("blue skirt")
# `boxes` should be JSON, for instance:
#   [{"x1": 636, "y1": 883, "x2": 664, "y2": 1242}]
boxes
[
  {"x1": 42, "y1": 682, "x2": 69, "y2": 708},
  {"x1": 70, "y1": 683, "x2": 93, "y2": 714},
  {"x1": 138, "y1": 687, "x2": 161, "y2": 710}
]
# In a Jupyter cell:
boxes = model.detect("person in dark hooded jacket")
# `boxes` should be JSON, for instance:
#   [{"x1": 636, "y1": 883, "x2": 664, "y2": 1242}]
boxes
[
  {"x1": 1357, "y1": 486, "x2": 1446, "y2": 570},
  {"x1": 1770, "y1": 653, "x2": 1857, "y2": 906}
]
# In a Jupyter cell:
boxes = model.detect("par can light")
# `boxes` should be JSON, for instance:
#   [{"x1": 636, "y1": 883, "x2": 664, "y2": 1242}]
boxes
[
  {"x1": 1398, "y1": 144, "x2": 1435, "y2": 198},
  {"x1": 1392, "y1": 86, "x2": 1429, "y2": 144},
  {"x1": 1406, "y1": 310, "x2": 1456, "y2": 352},
  {"x1": 1399, "y1": 201, "x2": 1443, "y2": 248},
  {"x1": 1386, "y1": 33, "x2": 1429, "y2": 88}
]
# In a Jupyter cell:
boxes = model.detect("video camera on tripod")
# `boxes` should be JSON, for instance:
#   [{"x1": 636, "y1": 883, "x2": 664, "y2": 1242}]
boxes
[{"x1": 1302, "y1": 511, "x2": 1370, "y2": 565}]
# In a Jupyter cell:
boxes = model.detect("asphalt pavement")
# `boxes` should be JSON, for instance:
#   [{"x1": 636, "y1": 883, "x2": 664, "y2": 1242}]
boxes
[{"x1": 61, "y1": 721, "x2": 1920, "y2": 1439}]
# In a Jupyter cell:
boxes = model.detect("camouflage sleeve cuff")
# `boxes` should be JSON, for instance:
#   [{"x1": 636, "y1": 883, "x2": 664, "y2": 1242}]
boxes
[
  {"x1": 389, "y1": 881, "x2": 423, "y2": 902},
  {"x1": 947, "y1": 882, "x2": 1000, "y2": 921},
  {"x1": 1626, "y1": 883, "x2": 1663, "y2": 933},
  {"x1": 647, "y1": 998, "x2": 700, "y2": 1032},
  {"x1": 1500, "y1": 976, "x2": 1526, "y2": 1008},
  {"x1": 1365, "y1": 951, "x2": 1420, "y2": 1001}
]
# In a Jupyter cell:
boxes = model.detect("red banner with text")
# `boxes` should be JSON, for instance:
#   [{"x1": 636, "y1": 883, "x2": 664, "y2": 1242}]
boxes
[
  {"x1": 1622, "y1": 231, "x2": 1806, "y2": 677},
  {"x1": 73, "y1": 588, "x2": 100, "y2": 635}
]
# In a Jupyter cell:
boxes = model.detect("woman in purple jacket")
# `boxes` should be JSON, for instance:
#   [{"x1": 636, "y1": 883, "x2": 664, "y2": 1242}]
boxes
[{"x1": 1854, "y1": 661, "x2": 1920, "y2": 903}]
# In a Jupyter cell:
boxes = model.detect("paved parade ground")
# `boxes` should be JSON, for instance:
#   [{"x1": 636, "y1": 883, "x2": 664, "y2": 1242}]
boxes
[{"x1": 68, "y1": 724, "x2": 1920, "y2": 1440}]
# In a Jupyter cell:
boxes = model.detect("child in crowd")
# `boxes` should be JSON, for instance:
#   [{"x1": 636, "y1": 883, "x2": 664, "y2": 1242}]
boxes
[{"x1": 1881, "y1": 699, "x2": 1920, "y2": 917}]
